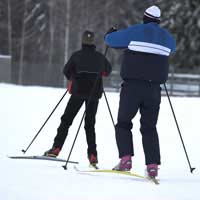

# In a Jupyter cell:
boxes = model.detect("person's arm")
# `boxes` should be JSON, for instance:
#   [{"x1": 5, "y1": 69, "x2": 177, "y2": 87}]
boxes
[
  {"x1": 102, "y1": 57, "x2": 112, "y2": 77},
  {"x1": 105, "y1": 27, "x2": 132, "y2": 48},
  {"x1": 163, "y1": 28, "x2": 176, "y2": 54},
  {"x1": 63, "y1": 55, "x2": 75, "y2": 80}
]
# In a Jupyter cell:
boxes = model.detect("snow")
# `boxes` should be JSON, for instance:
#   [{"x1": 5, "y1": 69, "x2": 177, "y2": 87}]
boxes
[
  {"x1": 0, "y1": 83, "x2": 200, "y2": 200},
  {"x1": 0, "y1": 55, "x2": 11, "y2": 59}
]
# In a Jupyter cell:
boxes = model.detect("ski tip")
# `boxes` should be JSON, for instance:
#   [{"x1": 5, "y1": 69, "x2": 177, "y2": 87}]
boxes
[
  {"x1": 147, "y1": 176, "x2": 160, "y2": 185},
  {"x1": 89, "y1": 164, "x2": 99, "y2": 169}
]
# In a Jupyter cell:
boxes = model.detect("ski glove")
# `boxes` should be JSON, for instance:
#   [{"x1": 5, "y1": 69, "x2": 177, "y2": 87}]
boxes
[{"x1": 104, "y1": 26, "x2": 118, "y2": 39}]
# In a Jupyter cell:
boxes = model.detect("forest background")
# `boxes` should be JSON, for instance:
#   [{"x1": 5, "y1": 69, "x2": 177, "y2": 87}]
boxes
[{"x1": 0, "y1": 0, "x2": 199, "y2": 87}]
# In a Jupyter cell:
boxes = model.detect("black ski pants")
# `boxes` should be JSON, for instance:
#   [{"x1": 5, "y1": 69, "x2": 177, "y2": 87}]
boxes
[
  {"x1": 115, "y1": 80, "x2": 161, "y2": 165},
  {"x1": 53, "y1": 95, "x2": 99, "y2": 156}
]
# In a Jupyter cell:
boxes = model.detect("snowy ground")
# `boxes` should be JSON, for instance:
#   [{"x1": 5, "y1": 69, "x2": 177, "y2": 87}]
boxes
[{"x1": 0, "y1": 83, "x2": 200, "y2": 200}]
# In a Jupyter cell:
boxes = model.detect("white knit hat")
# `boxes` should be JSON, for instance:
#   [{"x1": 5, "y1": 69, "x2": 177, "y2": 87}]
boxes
[{"x1": 144, "y1": 5, "x2": 161, "y2": 20}]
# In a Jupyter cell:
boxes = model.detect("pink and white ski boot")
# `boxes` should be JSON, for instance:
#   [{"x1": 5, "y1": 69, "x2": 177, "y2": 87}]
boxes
[{"x1": 113, "y1": 155, "x2": 132, "y2": 171}]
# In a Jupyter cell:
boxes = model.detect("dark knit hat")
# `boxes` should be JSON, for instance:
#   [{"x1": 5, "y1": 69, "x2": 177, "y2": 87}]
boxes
[
  {"x1": 82, "y1": 30, "x2": 94, "y2": 45},
  {"x1": 143, "y1": 5, "x2": 161, "y2": 24}
]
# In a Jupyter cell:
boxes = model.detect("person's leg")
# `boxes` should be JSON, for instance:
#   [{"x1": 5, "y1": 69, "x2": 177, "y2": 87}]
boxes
[
  {"x1": 53, "y1": 96, "x2": 84, "y2": 148},
  {"x1": 84, "y1": 99, "x2": 99, "y2": 162},
  {"x1": 140, "y1": 84, "x2": 161, "y2": 166},
  {"x1": 113, "y1": 82, "x2": 141, "y2": 171},
  {"x1": 115, "y1": 82, "x2": 140, "y2": 158}
]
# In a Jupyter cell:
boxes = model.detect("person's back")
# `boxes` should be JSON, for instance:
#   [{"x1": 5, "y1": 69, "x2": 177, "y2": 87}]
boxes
[
  {"x1": 64, "y1": 32, "x2": 111, "y2": 99},
  {"x1": 73, "y1": 46, "x2": 108, "y2": 74},
  {"x1": 127, "y1": 23, "x2": 175, "y2": 55}
]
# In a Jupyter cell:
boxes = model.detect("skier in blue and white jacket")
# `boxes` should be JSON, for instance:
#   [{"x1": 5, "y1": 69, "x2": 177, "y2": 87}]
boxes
[{"x1": 105, "y1": 5, "x2": 176, "y2": 178}]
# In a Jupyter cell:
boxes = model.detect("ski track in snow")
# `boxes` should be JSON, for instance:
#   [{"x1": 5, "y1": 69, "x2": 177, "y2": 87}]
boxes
[{"x1": 0, "y1": 83, "x2": 200, "y2": 200}]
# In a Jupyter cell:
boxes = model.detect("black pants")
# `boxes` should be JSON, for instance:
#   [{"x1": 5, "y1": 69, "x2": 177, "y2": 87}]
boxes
[
  {"x1": 115, "y1": 80, "x2": 161, "y2": 165},
  {"x1": 53, "y1": 95, "x2": 99, "y2": 156}
]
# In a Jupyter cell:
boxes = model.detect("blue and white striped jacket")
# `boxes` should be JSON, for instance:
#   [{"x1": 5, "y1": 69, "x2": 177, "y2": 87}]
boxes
[{"x1": 105, "y1": 23, "x2": 176, "y2": 83}]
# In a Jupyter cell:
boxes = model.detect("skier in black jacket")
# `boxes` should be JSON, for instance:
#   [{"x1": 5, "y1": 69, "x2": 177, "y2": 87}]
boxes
[{"x1": 44, "y1": 30, "x2": 112, "y2": 167}]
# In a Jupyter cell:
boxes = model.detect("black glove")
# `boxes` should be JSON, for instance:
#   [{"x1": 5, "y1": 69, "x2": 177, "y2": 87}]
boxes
[
  {"x1": 106, "y1": 26, "x2": 118, "y2": 35},
  {"x1": 104, "y1": 26, "x2": 118, "y2": 39}
]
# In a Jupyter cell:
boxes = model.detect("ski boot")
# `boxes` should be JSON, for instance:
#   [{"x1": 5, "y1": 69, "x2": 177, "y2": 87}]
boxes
[
  {"x1": 147, "y1": 164, "x2": 158, "y2": 178},
  {"x1": 43, "y1": 147, "x2": 61, "y2": 157},
  {"x1": 113, "y1": 155, "x2": 132, "y2": 171},
  {"x1": 88, "y1": 154, "x2": 98, "y2": 169},
  {"x1": 146, "y1": 164, "x2": 160, "y2": 184}
]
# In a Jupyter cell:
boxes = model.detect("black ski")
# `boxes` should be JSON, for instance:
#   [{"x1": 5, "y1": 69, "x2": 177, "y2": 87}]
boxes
[{"x1": 8, "y1": 155, "x2": 78, "y2": 164}]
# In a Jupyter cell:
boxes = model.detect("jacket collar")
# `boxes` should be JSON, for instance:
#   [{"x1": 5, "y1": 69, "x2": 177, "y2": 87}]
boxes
[{"x1": 82, "y1": 44, "x2": 96, "y2": 50}]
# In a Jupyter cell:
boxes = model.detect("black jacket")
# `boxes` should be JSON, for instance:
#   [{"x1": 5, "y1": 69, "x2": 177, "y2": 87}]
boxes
[
  {"x1": 63, "y1": 45, "x2": 112, "y2": 99},
  {"x1": 121, "y1": 50, "x2": 169, "y2": 83}
]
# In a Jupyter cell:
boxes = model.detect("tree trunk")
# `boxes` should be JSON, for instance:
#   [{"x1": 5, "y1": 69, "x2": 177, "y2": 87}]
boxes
[
  {"x1": 18, "y1": 0, "x2": 28, "y2": 85},
  {"x1": 48, "y1": 0, "x2": 55, "y2": 84},
  {"x1": 63, "y1": 0, "x2": 71, "y2": 86},
  {"x1": 7, "y1": 0, "x2": 12, "y2": 56}
]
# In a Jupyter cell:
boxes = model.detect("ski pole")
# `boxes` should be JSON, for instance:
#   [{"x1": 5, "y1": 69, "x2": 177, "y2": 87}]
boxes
[
  {"x1": 103, "y1": 89, "x2": 115, "y2": 128},
  {"x1": 22, "y1": 89, "x2": 68, "y2": 154},
  {"x1": 164, "y1": 83, "x2": 195, "y2": 173},
  {"x1": 63, "y1": 46, "x2": 109, "y2": 170},
  {"x1": 102, "y1": 45, "x2": 114, "y2": 127}
]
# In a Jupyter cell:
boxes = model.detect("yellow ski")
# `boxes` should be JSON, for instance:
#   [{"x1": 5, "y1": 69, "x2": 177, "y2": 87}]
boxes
[
  {"x1": 74, "y1": 166, "x2": 159, "y2": 184},
  {"x1": 86, "y1": 169, "x2": 146, "y2": 179}
]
